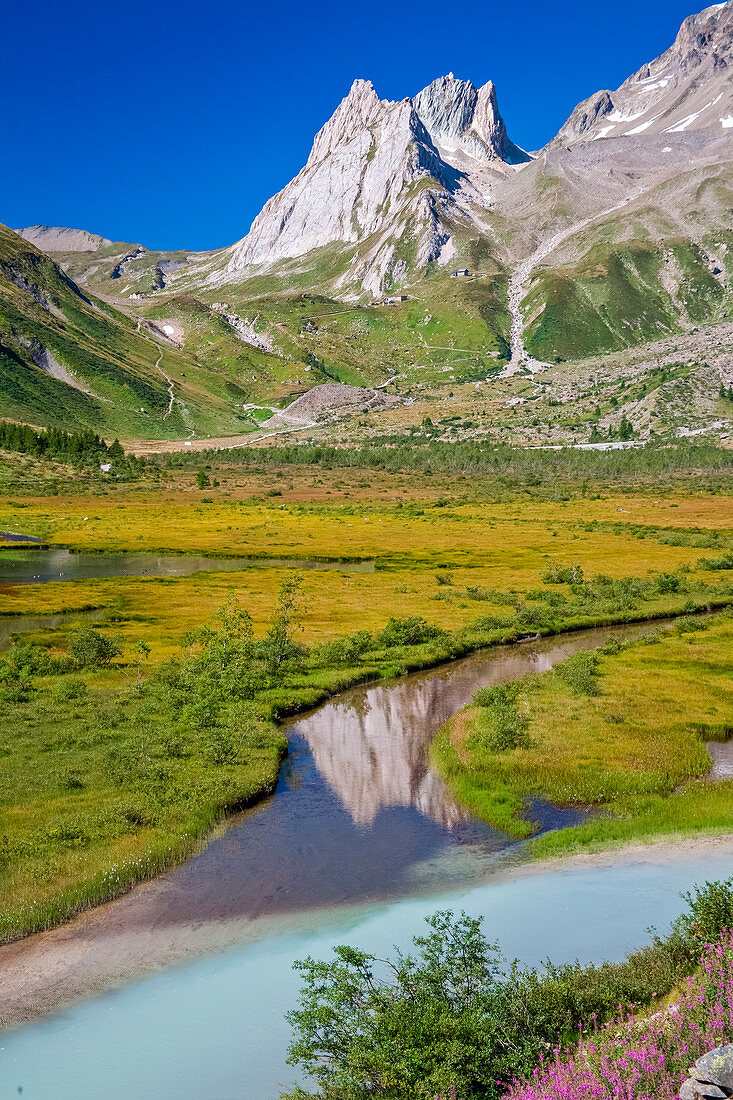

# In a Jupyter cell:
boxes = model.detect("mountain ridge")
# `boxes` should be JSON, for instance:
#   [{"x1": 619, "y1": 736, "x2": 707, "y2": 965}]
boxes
[{"x1": 6, "y1": 0, "x2": 733, "y2": 450}]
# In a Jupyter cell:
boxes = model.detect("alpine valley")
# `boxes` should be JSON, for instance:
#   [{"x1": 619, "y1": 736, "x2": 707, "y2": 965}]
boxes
[
  {"x1": 5, "y1": 0, "x2": 733, "y2": 450},
  {"x1": 7, "y1": 7, "x2": 733, "y2": 1100}
]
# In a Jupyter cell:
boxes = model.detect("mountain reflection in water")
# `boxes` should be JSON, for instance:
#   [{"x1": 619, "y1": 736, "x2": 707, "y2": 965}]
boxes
[{"x1": 293, "y1": 642, "x2": 569, "y2": 828}]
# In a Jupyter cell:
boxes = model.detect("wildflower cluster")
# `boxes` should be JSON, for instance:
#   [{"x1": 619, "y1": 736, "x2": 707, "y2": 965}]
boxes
[{"x1": 507, "y1": 933, "x2": 733, "y2": 1100}]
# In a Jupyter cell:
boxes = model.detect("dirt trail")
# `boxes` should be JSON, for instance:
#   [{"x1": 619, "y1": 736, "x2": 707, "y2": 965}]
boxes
[
  {"x1": 136, "y1": 319, "x2": 179, "y2": 421},
  {"x1": 154, "y1": 351, "x2": 175, "y2": 419}
]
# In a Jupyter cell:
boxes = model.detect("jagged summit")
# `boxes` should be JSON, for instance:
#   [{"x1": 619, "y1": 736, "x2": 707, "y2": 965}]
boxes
[
  {"x1": 412, "y1": 74, "x2": 531, "y2": 166},
  {"x1": 306, "y1": 79, "x2": 384, "y2": 165},
  {"x1": 224, "y1": 72, "x2": 524, "y2": 289},
  {"x1": 556, "y1": 0, "x2": 733, "y2": 141}
]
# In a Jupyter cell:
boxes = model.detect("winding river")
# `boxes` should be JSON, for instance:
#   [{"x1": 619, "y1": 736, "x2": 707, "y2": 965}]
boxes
[{"x1": 0, "y1": 619, "x2": 731, "y2": 1099}]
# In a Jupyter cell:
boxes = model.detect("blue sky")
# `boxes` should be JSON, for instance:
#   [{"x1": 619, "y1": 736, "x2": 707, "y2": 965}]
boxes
[{"x1": 1, "y1": 0, "x2": 700, "y2": 250}]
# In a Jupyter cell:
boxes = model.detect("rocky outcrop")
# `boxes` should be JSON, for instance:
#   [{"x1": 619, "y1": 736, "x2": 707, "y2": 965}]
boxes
[
  {"x1": 0, "y1": 258, "x2": 59, "y2": 315},
  {"x1": 110, "y1": 245, "x2": 146, "y2": 279},
  {"x1": 680, "y1": 1044, "x2": 733, "y2": 1098},
  {"x1": 19, "y1": 336, "x2": 93, "y2": 394},
  {"x1": 412, "y1": 74, "x2": 530, "y2": 166},
  {"x1": 210, "y1": 303, "x2": 274, "y2": 351},
  {"x1": 556, "y1": 1, "x2": 733, "y2": 142}
]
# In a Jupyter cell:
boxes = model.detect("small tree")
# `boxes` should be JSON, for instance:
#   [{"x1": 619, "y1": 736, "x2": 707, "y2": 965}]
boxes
[
  {"x1": 134, "y1": 639, "x2": 151, "y2": 680},
  {"x1": 70, "y1": 627, "x2": 120, "y2": 668},
  {"x1": 261, "y1": 573, "x2": 307, "y2": 677},
  {"x1": 617, "y1": 414, "x2": 634, "y2": 441},
  {"x1": 285, "y1": 911, "x2": 510, "y2": 1100}
]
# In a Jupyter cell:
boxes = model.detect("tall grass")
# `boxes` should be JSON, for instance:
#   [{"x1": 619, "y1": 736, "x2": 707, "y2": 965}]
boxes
[{"x1": 433, "y1": 612, "x2": 733, "y2": 852}]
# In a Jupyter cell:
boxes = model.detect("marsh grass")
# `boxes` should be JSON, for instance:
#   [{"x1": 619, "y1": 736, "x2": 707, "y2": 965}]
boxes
[
  {"x1": 2, "y1": 481, "x2": 733, "y2": 939},
  {"x1": 433, "y1": 612, "x2": 733, "y2": 852}
]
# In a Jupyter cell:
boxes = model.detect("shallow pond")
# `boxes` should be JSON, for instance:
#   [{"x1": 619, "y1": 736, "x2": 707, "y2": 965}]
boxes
[
  {"x1": 0, "y1": 609, "x2": 103, "y2": 649},
  {"x1": 0, "y1": 548, "x2": 375, "y2": 585}
]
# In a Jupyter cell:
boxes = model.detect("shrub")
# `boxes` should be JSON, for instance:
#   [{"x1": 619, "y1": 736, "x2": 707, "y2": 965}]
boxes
[
  {"x1": 555, "y1": 651, "x2": 600, "y2": 696},
  {"x1": 472, "y1": 683, "x2": 530, "y2": 751},
  {"x1": 675, "y1": 615, "x2": 708, "y2": 635},
  {"x1": 655, "y1": 571, "x2": 687, "y2": 594},
  {"x1": 698, "y1": 553, "x2": 733, "y2": 571},
  {"x1": 542, "y1": 564, "x2": 584, "y2": 585},
  {"x1": 50, "y1": 678, "x2": 88, "y2": 701},
  {"x1": 284, "y1": 882, "x2": 733, "y2": 1100},
  {"x1": 378, "y1": 616, "x2": 446, "y2": 648},
  {"x1": 311, "y1": 630, "x2": 374, "y2": 668},
  {"x1": 70, "y1": 627, "x2": 121, "y2": 668}
]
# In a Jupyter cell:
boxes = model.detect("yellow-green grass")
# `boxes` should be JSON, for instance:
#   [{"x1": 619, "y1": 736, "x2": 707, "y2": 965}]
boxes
[
  {"x1": 1, "y1": 484, "x2": 730, "y2": 701},
  {"x1": 433, "y1": 613, "x2": 733, "y2": 852},
  {"x1": 1, "y1": 489, "x2": 730, "y2": 557},
  {"x1": 1, "y1": 483, "x2": 732, "y2": 940},
  {"x1": 0, "y1": 673, "x2": 287, "y2": 943},
  {"x1": 2, "y1": 487, "x2": 732, "y2": 664}
]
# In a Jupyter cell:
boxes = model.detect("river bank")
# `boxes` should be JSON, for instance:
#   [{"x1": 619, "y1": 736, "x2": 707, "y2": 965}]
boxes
[
  {"x1": 3, "y1": 834, "x2": 733, "y2": 1100},
  {"x1": 1, "y1": 619, "x2": 731, "y2": 1033},
  {"x1": 433, "y1": 610, "x2": 733, "y2": 855},
  {"x1": 2, "y1": 605, "x2": 727, "y2": 946}
]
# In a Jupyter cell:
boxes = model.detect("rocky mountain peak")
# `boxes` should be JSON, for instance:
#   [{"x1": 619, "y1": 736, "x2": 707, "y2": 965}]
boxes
[
  {"x1": 622, "y1": 0, "x2": 733, "y2": 89},
  {"x1": 412, "y1": 74, "x2": 530, "y2": 165},
  {"x1": 307, "y1": 79, "x2": 384, "y2": 165},
  {"x1": 669, "y1": 1, "x2": 733, "y2": 67},
  {"x1": 556, "y1": 1, "x2": 733, "y2": 142},
  {"x1": 223, "y1": 70, "x2": 526, "y2": 287}
]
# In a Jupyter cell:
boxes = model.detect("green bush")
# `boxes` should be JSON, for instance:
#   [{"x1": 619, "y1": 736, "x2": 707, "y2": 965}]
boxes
[
  {"x1": 555, "y1": 651, "x2": 600, "y2": 696},
  {"x1": 698, "y1": 553, "x2": 733, "y2": 571},
  {"x1": 378, "y1": 616, "x2": 446, "y2": 648},
  {"x1": 70, "y1": 628, "x2": 121, "y2": 668},
  {"x1": 311, "y1": 630, "x2": 374, "y2": 668},
  {"x1": 282, "y1": 881, "x2": 733, "y2": 1100},
  {"x1": 655, "y1": 572, "x2": 687, "y2": 594},
  {"x1": 472, "y1": 683, "x2": 530, "y2": 751},
  {"x1": 542, "y1": 564, "x2": 584, "y2": 585}
]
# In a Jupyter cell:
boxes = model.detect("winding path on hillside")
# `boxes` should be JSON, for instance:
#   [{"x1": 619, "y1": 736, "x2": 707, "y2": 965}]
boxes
[
  {"x1": 136, "y1": 319, "x2": 179, "y2": 421},
  {"x1": 154, "y1": 351, "x2": 175, "y2": 419}
]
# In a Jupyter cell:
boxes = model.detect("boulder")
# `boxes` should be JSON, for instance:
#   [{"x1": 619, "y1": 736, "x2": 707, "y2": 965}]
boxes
[
  {"x1": 696, "y1": 1046, "x2": 733, "y2": 1090},
  {"x1": 680, "y1": 1079, "x2": 729, "y2": 1100}
]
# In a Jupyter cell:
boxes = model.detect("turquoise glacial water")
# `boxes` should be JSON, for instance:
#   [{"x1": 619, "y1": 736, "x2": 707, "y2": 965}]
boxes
[{"x1": 2, "y1": 850, "x2": 732, "y2": 1100}]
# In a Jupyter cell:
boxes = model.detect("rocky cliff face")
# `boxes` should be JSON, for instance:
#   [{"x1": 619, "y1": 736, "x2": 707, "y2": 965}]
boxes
[
  {"x1": 556, "y1": 1, "x2": 733, "y2": 142},
  {"x1": 224, "y1": 74, "x2": 526, "y2": 291},
  {"x1": 227, "y1": 80, "x2": 458, "y2": 278},
  {"x1": 412, "y1": 74, "x2": 530, "y2": 167}
]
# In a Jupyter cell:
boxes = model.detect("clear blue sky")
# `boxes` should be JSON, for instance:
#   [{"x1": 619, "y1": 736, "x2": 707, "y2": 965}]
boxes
[{"x1": 1, "y1": 0, "x2": 700, "y2": 251}]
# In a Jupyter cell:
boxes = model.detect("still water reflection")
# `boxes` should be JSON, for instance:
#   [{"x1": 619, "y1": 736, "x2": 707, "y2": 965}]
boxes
[{"x1": 0, "y1": 548, "x2": 375, "y2": 585}]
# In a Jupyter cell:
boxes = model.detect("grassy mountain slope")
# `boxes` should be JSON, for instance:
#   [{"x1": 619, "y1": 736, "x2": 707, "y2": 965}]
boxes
[
  {"x1": 0, "y1": 224, "x2": 269, "y2": 439},
  {"x1": 522, "y1": 163, "x2": 733, "y2": 362}
]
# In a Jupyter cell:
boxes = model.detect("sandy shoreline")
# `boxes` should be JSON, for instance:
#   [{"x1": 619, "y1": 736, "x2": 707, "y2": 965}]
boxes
[{"x1": 2, "y1": 829, "x2": 733, "y2": 1032}]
